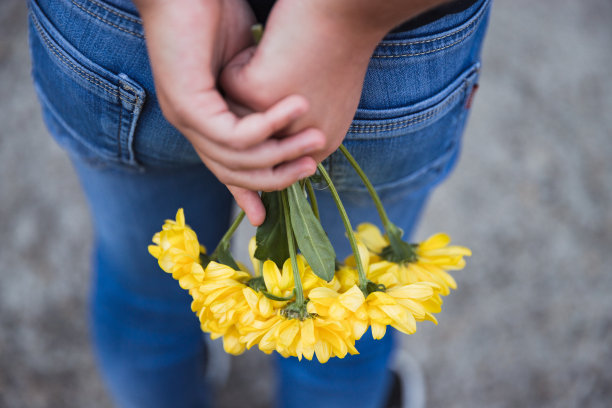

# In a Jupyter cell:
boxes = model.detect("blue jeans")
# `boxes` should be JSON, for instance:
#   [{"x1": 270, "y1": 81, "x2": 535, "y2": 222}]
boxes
[{"x1": 28, "y1": 0, "x2": 491, "y2": 407}]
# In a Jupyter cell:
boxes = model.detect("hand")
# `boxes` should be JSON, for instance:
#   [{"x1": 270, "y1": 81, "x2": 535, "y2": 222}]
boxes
[
  {"x1": 220, "y1": 0, "x2": 449, "y2": 162},
  {"x1": 219, "y1": 1, "x2": 374, "y2": 165},
  {"x1": 134, "y1": 0, "x2": 325, "y2": 225}
]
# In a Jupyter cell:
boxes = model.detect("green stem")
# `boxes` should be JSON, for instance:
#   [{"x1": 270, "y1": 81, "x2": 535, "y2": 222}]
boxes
[
  {"x1": 251, "y1": 23, "x2": 263, "y2": 44},
  {"x1": 262, "y1": 289, "x2": 296, "y2": 302},
  {"x1": 338, "y1": 144, "x2": 393, "y2": 230},
  {"x1": 305, "y1": 178, "x2": 320, "y2": 221},
  {"x1": 316, "y1": 164, "x2": 368, "y2": 293},
  {"x1": 281, "y1": 189, "x2": 305, "y2": 306},
  {"x1": 211, "y1": 211, "x2": 245, "y2": 259},
  {"x1": 338, "y1": 144, "x2": 409, "y2": 258}
]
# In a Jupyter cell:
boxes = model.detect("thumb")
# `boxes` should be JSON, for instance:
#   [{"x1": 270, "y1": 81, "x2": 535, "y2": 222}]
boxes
[{"x1": 219, "y1": 46, "x2": 257, "y2": 103}]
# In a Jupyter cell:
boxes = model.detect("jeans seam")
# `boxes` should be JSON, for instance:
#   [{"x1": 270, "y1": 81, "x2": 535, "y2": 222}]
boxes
[
  {"x1": 373, "y1": 22, "x2": 478, "y2": 59},
  {"x1": 117, "y1": 97, "x2": 124, "y2": 160},
  {"x1": 373, "y1": 0, "x2": 489, "y2": 58},
  {"x1": 348, "y1": 81, "x2": 468, "y2": 133},
  {"x1": 30, "y1": 10, "x2": 136, "y2": 106},
  {"x1": 86, "y1": 0, "x2": 142, "y2": 24},
  {"x1": 70, "y1": 0, "x2": 144, "y2": 38},
  {"x1": 118, "y1": 75, "x2": 146, "y2": 165},
  {"x1": 379, "y1": 1, "x2": 487, "y2": 47}
]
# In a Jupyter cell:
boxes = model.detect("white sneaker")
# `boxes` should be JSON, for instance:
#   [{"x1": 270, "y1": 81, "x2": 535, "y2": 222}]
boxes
[{"x1": 385, "y1": 349, "x2": 426, "y2": 408}]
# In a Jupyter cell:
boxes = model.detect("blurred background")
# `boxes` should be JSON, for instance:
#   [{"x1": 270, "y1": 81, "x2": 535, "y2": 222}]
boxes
[{"x1": 1, "y1": 0, "x2": 611, "y2": 407}]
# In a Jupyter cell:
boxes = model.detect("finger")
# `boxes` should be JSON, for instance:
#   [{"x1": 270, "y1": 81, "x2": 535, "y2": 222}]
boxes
[
  {"x1": 205, "y1": 155, "x2": 318, "y2": 192},
  {"x1": 187, "y1": 93, "x2": 309, "y2": 150},
  {"x1": 226, "y1": 97, "x2": 253, "y2": 118},
  {"x1": 227, "y1": 185, "x2": 266, "y2": 226},
  {"x1": 192, "y1": 127, "x2": 325, "y2": 171},
  {"x1": 219, "y1": 46, "x2": 256, "y2": 97},
  {"x1": 230, "y1": 94, "x2": 310, "y2": 148}
]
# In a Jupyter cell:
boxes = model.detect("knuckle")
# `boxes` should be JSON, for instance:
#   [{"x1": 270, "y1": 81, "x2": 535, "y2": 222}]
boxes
[
  {"x1": 226, "y1": 138, "x2": 249, "y2": 150},
  {"x1": 162, "y1": 101, "x2": 190, "y2": 129},
  {"x1": 262, "y1": 179, "x2": 286, "y2": 192},
  {"x1": 227, "y1": 160, "x2": 249, "y2": 172},
  {"x1": 214, "y1": 170, "x2": 232, "y2": 186}
]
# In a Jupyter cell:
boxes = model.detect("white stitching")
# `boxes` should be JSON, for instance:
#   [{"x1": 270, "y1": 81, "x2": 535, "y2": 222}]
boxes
[
  {"x1": 31, "y1": 11, "x2": 135, "y2": 105},
  {"x1": 71, "y1": 0, "x2": 143, "y2": 38},
  {"x1": 348, "y1": 82, "x2": 467, "y2": 133},
  {"x1": 373, "y1": 22, "x2": 478, "y2": 59},
  {"x1": 379, "y1": 3, "x2": 485, "y2": 47},
  {"x1": 85, "y1": 0, "x2": 141, "y2": 24}
]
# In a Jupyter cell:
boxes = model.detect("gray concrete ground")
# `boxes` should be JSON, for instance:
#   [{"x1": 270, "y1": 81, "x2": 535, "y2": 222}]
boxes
[{"x1": 1, "y1": 0, "x2": 611, "y2": 407}]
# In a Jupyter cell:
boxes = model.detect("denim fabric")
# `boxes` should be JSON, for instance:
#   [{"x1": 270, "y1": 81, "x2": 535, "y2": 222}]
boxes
[{"x1": 28, "y1": 0, "x2": 491, "y2": 407}]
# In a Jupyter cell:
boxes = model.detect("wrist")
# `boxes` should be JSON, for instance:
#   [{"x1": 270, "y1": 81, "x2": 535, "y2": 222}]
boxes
[
  {"x1": 281, "y1": 0, "x2": 450, "y2": 44},
  {"x1": 255, "y1": 0, "x2": 382, "y2": 72},
  {"x1": 134, "y1": 0, "x2": 221, "y2": 88},
  {"x1": 294, "y1": 1, "x2": 387, "y2": 51}
]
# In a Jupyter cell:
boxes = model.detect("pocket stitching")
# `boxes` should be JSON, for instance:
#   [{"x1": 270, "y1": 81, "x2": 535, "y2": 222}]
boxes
[
  {"x1": 348, "y1": 85, "x2": 465, "y2": 132},
  {"x1": 117, "y1": 96, "x2": 124, "y2": 160},
  {"x1": 86, "y1": 0, "x2": 141, "y2": 24},
  {"x1": 30, "y1": 9, "x2": 136, "y2": 106},
  {"x1": 372, "y1": 20, "x2": 478, "y2": 59},
  {"x1": 70, "y1": 0, "x2": 144, "y2": 39},
  {"x1": 378, "y1": 0, "x2": 488, "y2": 47}
]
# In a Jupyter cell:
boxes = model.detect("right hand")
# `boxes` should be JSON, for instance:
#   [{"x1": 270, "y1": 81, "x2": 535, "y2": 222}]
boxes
[{"x1": 134, "y1": 0, "x2": 325, "y2": 225}]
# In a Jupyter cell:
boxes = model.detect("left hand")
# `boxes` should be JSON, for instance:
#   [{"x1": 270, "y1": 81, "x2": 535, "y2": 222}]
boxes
[{"x1": 134, "y1": 0, "x2": 325, "y2": 226}]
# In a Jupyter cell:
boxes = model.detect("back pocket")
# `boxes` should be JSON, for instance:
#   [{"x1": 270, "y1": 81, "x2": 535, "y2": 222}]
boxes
[
  {"x1": 328, "y1": 63, "x2": 480, "y2": 194},
  {"x1": 28, "y1": 0, "x2": 145, "y2": 168}
]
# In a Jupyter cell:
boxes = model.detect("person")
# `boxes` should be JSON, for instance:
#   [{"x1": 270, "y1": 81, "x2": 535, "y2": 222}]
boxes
[{"x1": 27, "y1": 0, "x2": 491, "y2": 406}]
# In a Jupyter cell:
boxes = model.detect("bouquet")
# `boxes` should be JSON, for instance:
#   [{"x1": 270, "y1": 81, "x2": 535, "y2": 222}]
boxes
[{"x1": 149, "y1": 145, "x2": 471, "y2": 363}]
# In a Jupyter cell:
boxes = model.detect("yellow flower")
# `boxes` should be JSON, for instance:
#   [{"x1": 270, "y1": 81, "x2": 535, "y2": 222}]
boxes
[
  {"x1": 417, "y1": 233, "x2": 471, "y2": 268},
  {"x1": 363, "y1": 282, "x2": 438, "y2": 339},
  {"x1": 301, "y1": 265, "x2": 342, "y2": 298},
  {"x1": 307, "y1": 285, "x2": 369, "y2": 340},
  {"x1": 308, "y1": 281, "x2": 439, "y2": 341},
  {"x1": 219, "y1": 326, "x2": 246, "y2": 355},
  {"x1": 335, "y1": 264, "x2": 359, "y2": 292},
  {"x1": 237, "y1": 287, "x2": 282, "y2": 348},
  {"x1": 336, "y1": 242, "x2": 375, "y2": 292},
  {"x1": 257, "y1": 315, "x2": 358, "y2": 363},
  {"x1": 385, "y1": 282, "x2": 441, "y2": 324},
  {"x1": 239, "y1": 312, "x2": 283, "y2": 352},
  {"x1": 148, "y1": 208, "x2": 204, "y2": 284},
  {"x1": 190, "y1": 262, "x2": 251, "y2": 344},
  {"x1": 148, "y1": 210, "x2": 459, "y2": 362},
  {"x1": 355, "y1": 223, "x2": 471, "y2": 295},
  {"x1": 355, "y1": 223, "x2": 388, "y2": 254},
  {"x1": 262, "y1": 258, "x2": 297, "y2": 300}
]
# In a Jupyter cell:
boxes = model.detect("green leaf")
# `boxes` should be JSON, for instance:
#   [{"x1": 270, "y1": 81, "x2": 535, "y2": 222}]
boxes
[
  {"x1": 254, "y1": 192, "x2": 290, "y2": 268},
  {"x1": 287, "y1": 183, "x2": 336, "y2": 282},
  {"x1": 214, "y1": 242, "x2": 241, "y2": 270}
]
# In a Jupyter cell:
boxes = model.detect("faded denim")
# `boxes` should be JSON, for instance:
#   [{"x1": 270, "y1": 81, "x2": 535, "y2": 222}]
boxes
[{"x1": 28, "y1": 0, "x2": 491, "y2": 407}]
